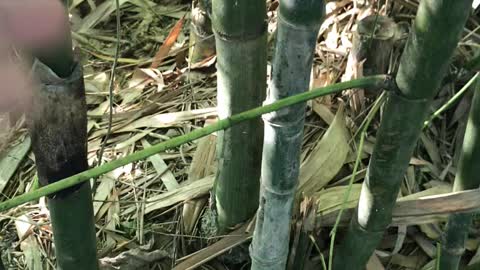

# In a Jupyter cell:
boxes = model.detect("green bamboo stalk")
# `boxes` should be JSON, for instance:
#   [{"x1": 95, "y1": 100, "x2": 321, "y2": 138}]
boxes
[
  {"x1": 0, "y1": 76, "x2": 389, "y2": 213},
  {"x1": 211, "y1": 0, "x2": 267, "y2": 231},
  {"x1": 250, "y1": 0, "x2": 324, "y2": 269},
  {"x1": 439, "y1": 76, "x2": 480, "y2": 270},
  {"x1": 26, "y1": 1, "x2": 98, "y2": 269},
  {"x1": 332, "y1": 1, "x2": 473, "y2": 269},
  {"x1": 189, "y1": 0, "x2": 215, "y2": 64}
]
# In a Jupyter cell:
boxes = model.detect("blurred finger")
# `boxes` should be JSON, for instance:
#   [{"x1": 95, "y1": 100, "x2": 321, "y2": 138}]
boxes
[{"x1": 0, "y1": 0, "x2": 69, "y2": 49}]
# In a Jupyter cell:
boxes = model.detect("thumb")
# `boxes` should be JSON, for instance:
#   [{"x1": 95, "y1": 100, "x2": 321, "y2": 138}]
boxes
[{"x1": 0, "y1": 0, "x2": 69, "y2": 49}]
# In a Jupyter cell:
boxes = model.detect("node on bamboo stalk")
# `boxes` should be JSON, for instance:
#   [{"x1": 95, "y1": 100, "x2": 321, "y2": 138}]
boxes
[
  {"x1": 343, "y1": 15, "x2": 398, "y2": 114},
  {"x1": 211, "y1": 0, "x2": 267, "y2": 232},
  {"x1": 332, "y1": 1, "x2": 473, "y2": 269},
  {"x1": 439, "y1": 78, "x2": 480, "y2": 270},
  {"x1": 189, "y1": 0, "x2": 215, "y2": 64},
  {"x1": 249, "y1": 0, "x2": 324, "y2": 269}
]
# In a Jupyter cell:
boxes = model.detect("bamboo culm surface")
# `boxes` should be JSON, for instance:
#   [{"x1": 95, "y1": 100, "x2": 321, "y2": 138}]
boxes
[
  {"x1": 0, "y1": 75, "x2": 389, "y2": 213},
  {"x1": 332, "y1": 1, "x2": 473, "y2": 269},
  {"x1": 211, "y1": 0, "x2": 267, "y2": 231},
  {"x1": 440, "y1": 76, "x2": 480, "y2": 269},
  {"x1": 249, "y1": 0, "x2": 324, "y2": 269}
]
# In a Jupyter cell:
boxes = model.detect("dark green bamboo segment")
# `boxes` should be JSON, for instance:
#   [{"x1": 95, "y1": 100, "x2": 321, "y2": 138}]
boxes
[
  {"x1": 396, "y1": 1, "x2": 472, "y2": 99},
  {"x1": 27, "y1": 59, "x2": 98, "y2": 269},
  {"x1": 333, "y1": 1, "x2": 473, "y2": 269},
  {"x1": 440, "y1": 78, "x2": 480, "y2": 270},
  {"x1": 211, "y1": 0, "x2": 265, "y2": 38},
  {"x1": 0, "y1": 75, "x2": 390, "y2": 213},
  {"x1": 48, "y1": 183, "x2": 98, "y2": 269},
  {"x1": 250, "y1": 1, "x2": 324, "y2": 269},
  {"x1": 211, "y1": 0, "x2": 267, "y2": 231},
  {"x1": 333, "y1": 92, "x2": 430, "y2": 270},
  {"x1": 189, "y1": 0, "x2": 215, "y2": 64}
]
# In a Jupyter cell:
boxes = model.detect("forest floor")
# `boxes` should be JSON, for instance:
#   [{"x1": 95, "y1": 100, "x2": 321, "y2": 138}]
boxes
[{"x1": 0, "y1": 0, "x2": 480, "y2": 269}]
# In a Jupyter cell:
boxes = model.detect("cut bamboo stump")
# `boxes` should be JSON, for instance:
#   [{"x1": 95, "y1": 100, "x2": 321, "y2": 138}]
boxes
[
  {"x1": 189, "y1": 0, "x2": 215, "y2": 64},
  {"x1": 27, "y1": 59, "x2": 98, "y2": 270},
  {"x1": 343, "y1": 15, "x2": 398, "y2": 114}
]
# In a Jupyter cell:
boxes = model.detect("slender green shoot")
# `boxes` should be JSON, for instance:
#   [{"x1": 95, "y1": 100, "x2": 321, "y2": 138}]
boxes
[
  {"x1": 328, "y1": 92, "x2": 386, "y2": 270},
  {"x1": 0, "y1": 75, "x2": 390, "y2": 212},
  {"x1": 424, "y1": 73, "x2": 480, "y2": 127}
]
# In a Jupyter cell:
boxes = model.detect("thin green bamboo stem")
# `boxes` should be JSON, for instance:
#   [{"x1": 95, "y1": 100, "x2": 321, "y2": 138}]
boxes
[
  {"x1": 424, "y1": 73, "x2": 479, "y2": 127},
  {"x1": 332, "y1": 1, "x2": 473, "y2": 269},
  {"x1": 439, "y1": 78, "x2": 480, "y2": 270},
  {"x1": 328, "y1": 92, "x2": 385, "y2": 270},
  {"x1": 0, "y1": 75, "x2": 389, "y2": 213}
]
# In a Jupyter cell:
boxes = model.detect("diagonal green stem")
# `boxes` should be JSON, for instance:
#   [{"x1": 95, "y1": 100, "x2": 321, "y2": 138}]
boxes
[{"x1": 0, "y1": 75, "x2": 389, "y2": 212}]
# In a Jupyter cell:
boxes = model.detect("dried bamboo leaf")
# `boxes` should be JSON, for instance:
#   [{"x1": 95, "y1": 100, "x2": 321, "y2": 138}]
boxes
[
  {"x1": 123, "y1": 175, "x2": 214, "y2": 216},
  {"x1": 172, "y1": 222, "x2": 253, "y2": 270},
  {"x1": 182, "y1": 131, "x2": 216, "y2": 233},
  {"x1": 141, "y1": 139, "x2": 179, "y2": 191},
  {"x1": 150, "y1": 16, "x2": 185, "y2": 69},
  {"x1": 0, "y1": 137, "x2": 31, "y2": 194},
  {"x1": 93, "y1": 173, "x2": 116, "y2": 218},
  {"x1": 298, "y1": 104, "x2": 350, "y2": 196},
  {"x1": 366, "y1": 254, "x2": 385, "y2": 270},
  {"x1": 311, "y1": 99, "x2": 335, "y2": 125},
  {"x1": 114, "y1": 131, "x2": 152, "y2": 150},
  {"x1": 77, "y1": 0, "x2": 131, "y2": 33},
  {"x1": 117, "y1": 108, "x2": 216, "y2": 132},
  {"x1": 14, "y1": 215, "x2": 43, "y2": 270},
  {"x1": 315, "y1": 184, "x2": 363, "y2": 216}
]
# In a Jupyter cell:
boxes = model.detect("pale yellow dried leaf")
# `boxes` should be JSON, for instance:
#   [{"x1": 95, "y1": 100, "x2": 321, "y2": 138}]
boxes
[
  {"x1": 0, "y1": 137, "x2": 31, "y2": 194},
  {"x1": 297, "y1": 104, "x2": 350, "y2": 196},
  {"x1": 117, "y1": 108, "x2": 217, "y2": 132},
  {"x1": 141, "y1": 139, "x2": 179, "y2": 191},
  {"x1": 123, "y1": 176, "x2": 214, "y2": 217}
]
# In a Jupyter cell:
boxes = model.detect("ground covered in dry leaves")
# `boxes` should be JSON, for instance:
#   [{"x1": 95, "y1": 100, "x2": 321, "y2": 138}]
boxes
[{"x1": 0, "y1": 0, "x2": 479, "y2": 269}]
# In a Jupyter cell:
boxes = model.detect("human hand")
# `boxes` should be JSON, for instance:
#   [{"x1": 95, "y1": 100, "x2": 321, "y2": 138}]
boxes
[{"x1": 0, "y1": 0, "x2": 69, "y2": 111}]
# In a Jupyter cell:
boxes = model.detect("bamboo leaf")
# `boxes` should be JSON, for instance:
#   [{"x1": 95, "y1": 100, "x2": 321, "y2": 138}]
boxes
[
  {"x1": 123, "y1": 175, "x2": 214, "y2": 217},
  {"x1": 141, "y1": 139, "x2": 179, "y2": 191},
  {"x1": 150, "y1": 16, "x2": 185, "y2": 69},
  {"x1": 117, "y1": 108, "x2": 216, "y2": 132},
  {"x1": 77, "y1": 0, "x2": 131, "y2": 33},
  {"x1": 93, "y1": 172, "x2": 116, "y2": 218},
  {"x1": 15, "y1": 215, "x2": 43, "y2": 270},
  {"x1": 0, "y1": 137, "x2": 31, "y2": 194},
  {"x1": 298, "y1": 104, "x2": 350, "y2": 196}
]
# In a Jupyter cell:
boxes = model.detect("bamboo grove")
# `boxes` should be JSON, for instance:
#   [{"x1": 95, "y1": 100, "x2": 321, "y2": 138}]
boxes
[{"x1": 0, "y1": 0, "x2": 478, "y2": 269}]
